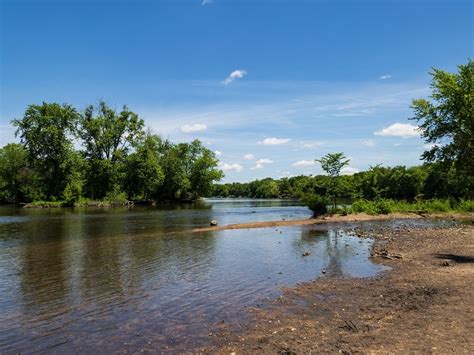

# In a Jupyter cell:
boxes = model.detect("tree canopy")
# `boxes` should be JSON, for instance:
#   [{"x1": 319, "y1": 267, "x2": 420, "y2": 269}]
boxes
[
  {"x1": 411, "y1": 59, "x2": 473, "y2": 181},
  {"x1": 1, "y1": 101, "x2": 223, "y2": 204}
]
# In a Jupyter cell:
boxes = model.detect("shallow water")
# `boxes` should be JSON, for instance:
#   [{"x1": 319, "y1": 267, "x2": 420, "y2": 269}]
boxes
[{"x1": 0, "y1": 199, "x2": 389, "y2": 353}]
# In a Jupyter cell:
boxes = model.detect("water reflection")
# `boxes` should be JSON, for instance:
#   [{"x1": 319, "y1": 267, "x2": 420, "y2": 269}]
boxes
[{"x1": 0, "y1": 201, "x2": 389, "y2": 353}]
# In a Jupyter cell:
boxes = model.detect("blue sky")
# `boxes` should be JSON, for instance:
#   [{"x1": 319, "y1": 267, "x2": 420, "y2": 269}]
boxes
[{"x1": 1, "y1": 0, "x2": 472, "y2": 182}]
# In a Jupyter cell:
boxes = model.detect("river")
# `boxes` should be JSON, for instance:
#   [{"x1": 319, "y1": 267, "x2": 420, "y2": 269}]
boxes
[{"x1": 0, "y1": 199, "x2": 387, "y2": 353}]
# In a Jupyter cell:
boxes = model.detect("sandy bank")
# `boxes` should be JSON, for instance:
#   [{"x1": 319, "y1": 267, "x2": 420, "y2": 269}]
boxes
[{"x1": 193, "y1": 212, "x2": 473, "y2": 233}]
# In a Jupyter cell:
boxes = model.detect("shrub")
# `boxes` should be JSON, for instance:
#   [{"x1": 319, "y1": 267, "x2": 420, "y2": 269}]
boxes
[
  {"x1": 457, "y1": 200, "x2": 474, "y2": 212},
  {"x1": 351, "y1": 199, "x2": 378, "y2": 215},
  {"x1": 300, "y1": 194, "x2": 328, "y2": 216},
  {"x1": 105, "y1": 186, "x2": 129, "y2": 205},
  {"x1": 374, "y1": 198, "x2": 394, "y2": 214}
]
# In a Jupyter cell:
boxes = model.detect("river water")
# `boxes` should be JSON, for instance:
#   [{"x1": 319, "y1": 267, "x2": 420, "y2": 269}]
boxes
[{"x1": 0, "y1": 199, "x2": 388, "y2": 353}]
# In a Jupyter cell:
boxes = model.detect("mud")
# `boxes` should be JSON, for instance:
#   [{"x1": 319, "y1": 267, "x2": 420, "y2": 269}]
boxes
[{"x1": 202, "y1": 222, "x2": 474, "y2": 353}]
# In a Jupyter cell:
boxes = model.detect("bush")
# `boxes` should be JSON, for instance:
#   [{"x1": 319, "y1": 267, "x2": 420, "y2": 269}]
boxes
[
  {"x1": 374, "y1": 199, "x2": 394, "y2": 214},
  {"x1": 105, "y1": 186, "x2": 129, "y2": 205},
  {"x1": 351, "y1": 199, "x2": 379, "y2": 215},
  {"x1": 457, "y1": 200, "x2": 474, "y2": 212},
  {"x1": 300, "y1": 194, "x2": 328, "y2": 216}
]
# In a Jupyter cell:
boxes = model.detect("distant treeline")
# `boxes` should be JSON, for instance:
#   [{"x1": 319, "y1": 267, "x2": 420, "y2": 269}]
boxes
[
  {"x1": 211, "y1": 163, "x2": 473, "y2": 201},
  {"x1": 0, "y1": 101, "x2": 223, "y2": 205},
  {"x1": 212, "y1": 59, "x2": 474, "y2": 213}
]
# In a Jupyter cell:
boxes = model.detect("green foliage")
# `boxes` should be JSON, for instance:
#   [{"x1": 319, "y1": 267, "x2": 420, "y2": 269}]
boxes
[
  {"x1": 300, "y1": 194, "x2": 328, "y2": 216},
  {"x1": 351, "y1": 199, "x2": 380, "y2": 215},
  {"x1": 316, "y1": 153, "x2": 350, "y2": 178},
  {"x1": 350, "y1": 198, "x2": 461, "y2": 215},
  {"x1": 3, "y1": 101, "x2": 223, "y2": 206},
  {"x1": 410, "y1": 59, "x2": 473, "y2": 193},
  {"x1": 458, "y1": 200, "x2": 474, "y2": 212},
  {"x1": 104, "y1": 185, "x2": 129, "y2": 205},
  {"x1": 12, "y1": 102, "x2": 79, "y2": 198},
  {"x1": 315, "y1": 152, "x2": 350, "y2": 210},
  {"x1": 78, "y1": 101, "x2": 145, "y2": 198},
  {"x1": 124, "y1": 134, "x2": 164, "y2": 200}
]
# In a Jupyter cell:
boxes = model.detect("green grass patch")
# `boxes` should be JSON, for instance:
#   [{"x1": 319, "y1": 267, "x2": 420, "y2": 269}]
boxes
[{"x1": 349, "y1": 198, "x2": 472, "y2": 215}]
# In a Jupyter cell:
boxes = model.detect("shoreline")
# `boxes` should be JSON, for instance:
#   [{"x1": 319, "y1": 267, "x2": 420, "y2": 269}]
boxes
[
  {"x1": 193, "y1": 212, "x2": 474, "y2": 233},
  {"x1": 202, "y1": 221, "x2": 474, "y2": 353}
]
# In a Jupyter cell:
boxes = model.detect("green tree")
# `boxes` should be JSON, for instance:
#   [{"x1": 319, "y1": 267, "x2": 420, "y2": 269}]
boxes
[
  {"x1": 157, "y1": 140, "x2": 223, "y2": 201},
  {"x1": 78, "y1": 101, "x2": 145, "y2": 198},
  {"x1": 12, "y1": 102, "x2": 79, "y2": 199},
  {"x1": 0, "y1": 143, "x2": 42, "y2": 203},
  {"x1": 410, "y1": 59, "x2": 473, "y2": 192},
  {"x1": 123, "y1": 134, "x2": 164, "y2": 200},
  {"x1": 316, "y1": 152, "x2": 350, "y2": 210},
  {"x1": 187, "y1": 140, "x2": 223, "y2": 199}
]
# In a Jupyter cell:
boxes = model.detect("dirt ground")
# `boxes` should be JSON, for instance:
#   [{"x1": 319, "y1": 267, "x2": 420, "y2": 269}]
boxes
[{"x1": 201, "y1": 220, "x2": 474, "y2": 354}]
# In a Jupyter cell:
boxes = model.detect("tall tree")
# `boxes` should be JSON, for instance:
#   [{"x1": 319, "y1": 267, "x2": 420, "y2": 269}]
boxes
[
  {"x1": 123, "y1": 134, "x2": 164, "y2": 200},
  {"x1": 12, "y1": 102, "x2": 79, "y2": 198},
  {"x1": 78, "y1": 101, "x2": 145, "y2": 198},
  {"x1": 411, "y1": 59, "x2": 473, "y2": 182},
  {"x1": 316, "y1": 152, "x2": 350, "y2": 210},
  {"x1": 0, "y1": 143, "x2": 42, "y2": 203},
  {"x1": 187, "y1": 140, "x2": 223, "y2": 199}
]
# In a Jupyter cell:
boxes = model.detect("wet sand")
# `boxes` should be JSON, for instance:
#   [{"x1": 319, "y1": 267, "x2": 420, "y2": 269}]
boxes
[
  {"x1": 201, "y1": 218, "x2": 474, "y2": 353},
  {"x1": 193, "y1": 212, "x2": 473, "y2": 233}
]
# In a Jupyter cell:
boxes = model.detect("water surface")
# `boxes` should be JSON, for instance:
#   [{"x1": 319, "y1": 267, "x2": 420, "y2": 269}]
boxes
[{"x1": 0, "y1": 199, "x2": 387, "y2": 353}]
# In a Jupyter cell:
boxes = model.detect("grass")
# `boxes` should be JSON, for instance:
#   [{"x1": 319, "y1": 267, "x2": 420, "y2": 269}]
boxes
[{"x1": 346, "y1": 198, "x2": 473, "y2": 215}]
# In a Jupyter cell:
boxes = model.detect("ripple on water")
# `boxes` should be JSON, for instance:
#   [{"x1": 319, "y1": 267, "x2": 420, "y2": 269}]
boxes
[{"x1": 3, "y1": 202, "x2": 448, "y2": 353}]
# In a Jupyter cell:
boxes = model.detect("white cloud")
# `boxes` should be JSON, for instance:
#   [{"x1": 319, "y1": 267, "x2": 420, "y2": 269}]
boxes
[
  {"x1": 222, "y1": 69, "x2": 247, "y2": 85},
  {"x1": 362, "y1": 139, "x2": 375, "y2": 147},
  {"x1": 378, "y1": 74, "x2": 392, "y2": 80},
  {"x1": 259, "y1": 137, "x2": 291, "y2": 145},
  {"x1": 293, "y1": 160, "x2": 315, "y2": 167},
  {"x1": 219, "y1": 163, "x2": 243, "y2": 172},
  {"x1": 180, "y1": 123, "x2": 207, "y2": 133},
  {"x1": 256, "y1": 158, "x2": 273, "y2": 164},
  {"x1": 341, "y1": 167, "x2": 360, "y2": 175},
  {"x1": 252, "y1": 163, "x2": 264, "y2": 170},
  {"x1": 243, "y1": 154, "x2": 255, "y2": 160},
  {"x1": 374, "y1": 123, "x2": 419, "y2": 138},
  {"x1": 214, "y1": 150, "x2": 222, "y2": 156},
  {"x1": 251, "y1": 158, "x2": 273, "y2": 170},
  {"x1": 302, "y1": 141, "x2": 324, "y2": 149},
  {"x1": 202, "y1": 0, "x2": 213, "y2": 5}
]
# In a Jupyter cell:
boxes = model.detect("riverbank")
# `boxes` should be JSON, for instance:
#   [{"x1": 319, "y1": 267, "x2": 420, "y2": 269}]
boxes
[
  {"x1": 193, "y1": 211, "x2": 474, "y2": 232},
  {"x1": 202, "y1": 222, "x2": 474, "y2": 353}
]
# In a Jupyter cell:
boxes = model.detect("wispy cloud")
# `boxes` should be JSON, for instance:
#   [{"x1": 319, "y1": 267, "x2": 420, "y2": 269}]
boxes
[
  {"x1": 256, "y1": 158, "x2": 273, "y2": 164},
  {"x1": 293, "y1": 160, "x2": 315, "y2": 167},
  {"x1": 374, "y1": 123, "x2": 419, "y2": 138},
  {"x1": 361, "y1": 139, "x2": 376, "y2": 147},
  {"x1": 214, "y1": 150, "x2": 222, "y2": 156},
  {"x1": 259, "y1": 137, "x2": 291, "y2": 145},
  {"x1": 378, "y1": 74, "x2": 392, "y2": 80},
  {"x1": 180, "y1": 123, "x2": 207, "y2": 133},
  {"x1": 201, "y1": 0, "x2": 213, "y2": 5},
  {"x1": 222, "y1": 69, "x2": 247, "y2": 85},
  {"x1": 243, "y1": 154, "x2": 255, "y2": 160},
  {"x1": 252, "y1": 158, "x2": 274, "y2": 170},
  {"x1": 219, "y1": 162, "x2": 243, "y2": 172},
  {"x1": 302, "y1": 141, "x2": 324, "y2": 149}
]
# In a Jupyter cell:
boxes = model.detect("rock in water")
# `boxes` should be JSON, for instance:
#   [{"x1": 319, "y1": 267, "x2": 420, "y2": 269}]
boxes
[{"x1": 210, "y1": 220, "x2": 218, "y2": 226}]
